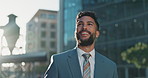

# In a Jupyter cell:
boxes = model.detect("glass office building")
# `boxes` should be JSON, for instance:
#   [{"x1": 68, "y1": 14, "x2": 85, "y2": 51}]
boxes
[
  {"x1": 60, "y1": 0, "x2": 82, "y2": 50},
  {"x1": 59, "y1": 0, "x2": 148, "y2": 78}
]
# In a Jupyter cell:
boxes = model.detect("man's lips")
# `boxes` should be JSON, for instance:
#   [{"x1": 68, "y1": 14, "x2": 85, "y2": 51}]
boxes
[
  {"x1": 79, "y1": 30, "x2": 91, "y2": 37},
  {"x1": 79, "y1": 30, "x2": 91, "y2": 35},
  {"x1": 81, "y1": 32, "x2": 89, "y2": 36}
]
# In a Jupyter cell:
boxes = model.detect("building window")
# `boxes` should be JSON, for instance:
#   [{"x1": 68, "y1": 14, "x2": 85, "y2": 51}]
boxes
[
  {"x1": 41, "y1": 41, "x2": 46, "y2": 48},
  {"x1": 41, "y1": 22, "x2": 46, "y2": 28},
  {"x1": 40, "y1": 13, "x2": 46, "y2": 18},
  {"x1": 50, "y1": 23, "x2": 56, "y2": 29},
  {"x1": 28, "y1": 24, "x2": 32, "y2": 31},
  {"x1": 50, "y1": 31, "x2": 56, "y2": 38},
  {"x1": 50, "y1": 41, "x2": 56, "y2": 48},
  {"x1": 48, "y1": 14, "x2": 56, "y2": 19},
  {"x1": 41, "y1": 31, "x2": 46, "y2": 38},
  {"x1": 28, "y1": 43, "x2": 33, "y2": 49}
]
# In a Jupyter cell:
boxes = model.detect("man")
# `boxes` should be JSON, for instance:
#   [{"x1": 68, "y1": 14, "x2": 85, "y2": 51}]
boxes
[{"x1": 44, "y1": 11, "x2": 118, "y2": 78}]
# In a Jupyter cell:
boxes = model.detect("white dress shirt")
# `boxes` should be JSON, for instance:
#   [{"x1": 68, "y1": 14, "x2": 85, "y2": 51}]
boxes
[{"x1": 77, "y1": 48, "x2": 95, "y2": 78}]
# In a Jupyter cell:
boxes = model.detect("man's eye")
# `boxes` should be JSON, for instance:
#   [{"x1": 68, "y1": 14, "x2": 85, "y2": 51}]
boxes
[
  {"x1": 77, "y1": 23, "x2": 83, "y2": 26},
  {"x1": 88, "y1": 23, "x2": 93, "y2": 26}
]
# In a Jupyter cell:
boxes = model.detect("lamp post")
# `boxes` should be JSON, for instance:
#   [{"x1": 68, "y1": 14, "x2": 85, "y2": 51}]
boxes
[{"x1": 0, "y1": 14, "x2": 20, "y2": 55}]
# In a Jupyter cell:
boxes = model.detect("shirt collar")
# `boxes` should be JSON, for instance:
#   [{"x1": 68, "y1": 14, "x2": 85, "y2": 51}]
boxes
[{"x1": 77, "y1": 47, "x2": 95, "y2": 58}]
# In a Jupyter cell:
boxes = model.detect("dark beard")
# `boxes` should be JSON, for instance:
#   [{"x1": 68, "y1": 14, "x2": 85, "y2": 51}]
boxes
[{"x1": 76, "y1": 32, "x2": 96, "y2": 46}]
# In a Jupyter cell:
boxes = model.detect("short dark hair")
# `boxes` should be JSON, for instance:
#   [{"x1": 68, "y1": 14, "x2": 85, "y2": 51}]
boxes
[{"x1": 76, "y1": 11, "x2": 99, "y2": 30}]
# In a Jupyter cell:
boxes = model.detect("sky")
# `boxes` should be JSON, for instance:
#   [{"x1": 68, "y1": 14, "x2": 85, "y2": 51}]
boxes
[
  {"x1": 0, "y1": 0, "x2": 59, "y2": 55},
  {"x1": 0, "y1": 0, "x2": 59, "y2": 34}
]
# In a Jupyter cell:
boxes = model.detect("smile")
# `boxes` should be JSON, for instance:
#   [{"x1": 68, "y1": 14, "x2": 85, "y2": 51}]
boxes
[{"x1": 81, "y1": 32, "x2": 89, "y2": 35}]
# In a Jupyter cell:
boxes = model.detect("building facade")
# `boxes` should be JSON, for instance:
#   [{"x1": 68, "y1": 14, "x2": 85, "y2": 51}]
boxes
[
  {"x1": 26, "y1": 9, "x2": 57, "y2": 53},
  {"x1": 59, "y1": 0, "x2": 148, "y2": 78},
  {"x1": 58, "y1": 0, "x2": 82, "y2": 52}
]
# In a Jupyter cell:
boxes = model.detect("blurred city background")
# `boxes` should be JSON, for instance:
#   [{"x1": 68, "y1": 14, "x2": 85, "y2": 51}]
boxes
[{"x1": 0, "y1": 0, "x2": 148, "y2": 78}]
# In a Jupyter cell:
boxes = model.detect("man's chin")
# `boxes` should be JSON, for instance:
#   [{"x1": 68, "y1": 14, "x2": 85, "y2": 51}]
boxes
[
  {"x1": 80, "y1": 39, "x2": 89, "y2": 41},
  {"x1": 79, "y1": 41, "x2": 93, "y2": 46},
  {"x1": 80, "y1": 37, "x2": 90, "y2": 41}
]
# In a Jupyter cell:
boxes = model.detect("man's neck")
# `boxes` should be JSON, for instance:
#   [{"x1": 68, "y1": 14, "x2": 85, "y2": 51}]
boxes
[{"x1": 78, "y1": 44, "x2": 95, "y2": 52}]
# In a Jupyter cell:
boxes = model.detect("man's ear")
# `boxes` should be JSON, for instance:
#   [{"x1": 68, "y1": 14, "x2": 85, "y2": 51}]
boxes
[{"x1": 96, "y1": 30, "x2": 100, "y2": 38}]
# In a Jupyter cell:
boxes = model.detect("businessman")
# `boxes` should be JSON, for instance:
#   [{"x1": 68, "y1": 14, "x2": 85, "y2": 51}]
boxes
[{"x1": 44, "y1": 11, "x2": 118, "y2": 78}]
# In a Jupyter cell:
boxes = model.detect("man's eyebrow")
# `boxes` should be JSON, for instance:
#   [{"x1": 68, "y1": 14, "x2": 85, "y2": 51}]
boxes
[
  {"x1": 87, "y1": 21, "x2": 95, "y2": 24},
  {"x1": 77, "y1": 20, "x2": 83, "y2": 23}
]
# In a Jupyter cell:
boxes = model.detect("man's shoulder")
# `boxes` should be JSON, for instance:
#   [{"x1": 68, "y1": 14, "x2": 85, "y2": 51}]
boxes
[
  {"x1": 96, "y1": 51, "x2": 116, "y2": 66},
  {"x1": 52, "y1": 48, "x2": 76, "y2": 59}
]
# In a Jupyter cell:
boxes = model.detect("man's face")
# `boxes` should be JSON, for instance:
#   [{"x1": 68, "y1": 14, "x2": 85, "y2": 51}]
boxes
[{"x1": 76, "y1": 16, "x2": 99, "y2": 46}]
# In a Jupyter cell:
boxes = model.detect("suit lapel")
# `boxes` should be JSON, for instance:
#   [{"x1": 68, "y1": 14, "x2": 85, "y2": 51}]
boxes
[
  {"x1": 94, "y1": 52, "x2": 105, "y2": 78},
  {"x1": 67, "y1": 49, "x2": 82, "y2": 78}
]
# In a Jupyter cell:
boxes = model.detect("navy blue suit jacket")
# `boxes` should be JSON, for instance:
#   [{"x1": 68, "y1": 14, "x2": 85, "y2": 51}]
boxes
[{"x1": 44, "y1": 48, "x2": 118, "y2": 78}]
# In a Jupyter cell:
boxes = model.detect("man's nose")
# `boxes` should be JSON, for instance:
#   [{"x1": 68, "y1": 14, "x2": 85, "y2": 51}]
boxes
[{"x1": 82, "y1": 24, "x2": 88, "y2": 30}]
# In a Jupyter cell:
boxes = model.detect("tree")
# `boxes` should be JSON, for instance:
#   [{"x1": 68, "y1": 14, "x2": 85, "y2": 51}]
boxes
[{"x1": 121, "y1": 42, "x2": 148, "y2": 68}]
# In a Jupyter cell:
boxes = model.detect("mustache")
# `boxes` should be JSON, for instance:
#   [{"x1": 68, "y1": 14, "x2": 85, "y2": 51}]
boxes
[{"x1": 79, "y1": 29, "x2": 91, "y2": 34}]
